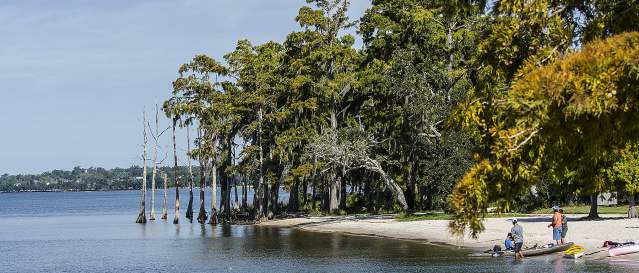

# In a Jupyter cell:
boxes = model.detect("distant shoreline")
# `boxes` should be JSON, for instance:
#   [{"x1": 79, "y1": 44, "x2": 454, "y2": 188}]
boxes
[{"x1": 0, "y1": 189, "x2": 135, "y2": 193}]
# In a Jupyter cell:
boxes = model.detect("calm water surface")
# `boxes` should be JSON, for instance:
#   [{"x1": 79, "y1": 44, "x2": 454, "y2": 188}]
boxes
[{"x1": 0, "y1": 190, "x2": 637, "y2": 272}]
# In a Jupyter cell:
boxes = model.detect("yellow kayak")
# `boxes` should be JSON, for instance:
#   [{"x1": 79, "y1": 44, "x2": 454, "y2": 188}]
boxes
[{"x1": 563, "y1": 245, "x2": 585, "y2": 259}]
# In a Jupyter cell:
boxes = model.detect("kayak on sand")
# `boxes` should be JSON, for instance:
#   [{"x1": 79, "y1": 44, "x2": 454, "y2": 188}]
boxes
[
  {"x1": 471, "y1": 242, "x2": 574, "y2": 257},
  {"x1": 502, "y1": 242, "x2": 574, "y2": 257},
  {"x1": 608, "y1": 241, "x2": 639, "y2": 257}
]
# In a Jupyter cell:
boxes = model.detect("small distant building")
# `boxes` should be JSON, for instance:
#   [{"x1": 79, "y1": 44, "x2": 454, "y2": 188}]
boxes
[{"x1": 598, "y1": 192, "x2": 618, "y2": 206}]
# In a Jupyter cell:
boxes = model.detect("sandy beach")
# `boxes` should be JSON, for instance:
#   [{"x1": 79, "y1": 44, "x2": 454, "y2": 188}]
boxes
[{"x1": 260, "y1": 214, "x2": 639, "y2": 260}]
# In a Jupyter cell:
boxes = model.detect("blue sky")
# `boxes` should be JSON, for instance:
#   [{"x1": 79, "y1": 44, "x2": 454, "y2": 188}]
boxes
[{"x1": 0, "y1": 0, "x2": 370, "y2": 174}]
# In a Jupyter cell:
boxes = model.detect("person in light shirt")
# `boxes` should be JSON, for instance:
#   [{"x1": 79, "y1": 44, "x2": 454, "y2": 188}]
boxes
[{"x1": 510, "y1": 219, "x2": 524, "y2": 259}]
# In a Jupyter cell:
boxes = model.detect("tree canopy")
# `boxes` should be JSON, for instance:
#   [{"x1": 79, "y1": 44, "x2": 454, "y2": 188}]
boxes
[{"x1": 450, "y1": 31, "x2": 639, "y2": 237}]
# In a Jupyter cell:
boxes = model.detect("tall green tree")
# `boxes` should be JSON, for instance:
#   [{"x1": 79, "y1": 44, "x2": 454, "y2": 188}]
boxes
[
  {"x1": 358, "y1": 0, "x2": 483, "y2": 211},
  {"x1": 283, "y1": 0, "x2": 363, "y2": 213},
  {"x1": 167, "y1": 54, "x2": 233, "y2": 222},
  {"x1": 225, "y1": 40, "x2": 284, "y2": 220}
]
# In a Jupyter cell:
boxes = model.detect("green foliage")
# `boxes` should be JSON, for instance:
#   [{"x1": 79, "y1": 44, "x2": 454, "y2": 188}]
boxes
[
  {"x1": 606, "y1": 144, "x2": 639, "y2": 194},
  {"x1": 450, "y1": 32, "x2": 639, "y2": 237},
  {"x1": 531, "y1": 205, "x2": 629, "y2": 215},
  {"x1": 358, "y1": 0, "x2": 482, "y2": 211}
]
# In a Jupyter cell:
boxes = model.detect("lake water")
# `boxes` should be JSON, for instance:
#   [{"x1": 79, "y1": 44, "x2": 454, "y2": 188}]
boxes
[{"x1": 1, "y1": 190, "x2": 638, "y2": 272}]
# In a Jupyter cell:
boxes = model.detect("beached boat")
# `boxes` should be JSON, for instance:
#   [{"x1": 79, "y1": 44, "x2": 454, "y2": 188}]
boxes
[
  {"x1": 563, "y1": 245, "x2": 585, "y2": 259},
  {"x1": 608, "y1": 243, "x2": 639, "y2": 257},
  {"x1": 471, "y1": 242, "x2": 574, "y2": 257},
  {"x1": 502, "y1": 242, "x2": 574, "y2": 257}
]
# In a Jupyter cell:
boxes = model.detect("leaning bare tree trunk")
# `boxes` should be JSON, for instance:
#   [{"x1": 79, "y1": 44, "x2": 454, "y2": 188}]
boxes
[
  {"x1": 629, "y1": 193, "x2": 638, "y2": 218},
  {"x1": 364, "y1": 158, "x2": 408, "y2": 211},
  {"x1": 161, "y1": 172, "x2": 168, "y2": 219},
  {"x1": 136, "y1": 111, "x2": 148, "y2": 224},
  {"x1": 208, "y1": 162, "x2": 218, "y2": 225},
  {"x1": 588, "y1": 193, "x2": 599, "y2": 219},
  {"x1": 185, "y1": 126, "x2": 194, "y2": 221},
  {"x1": 172, "y1": 118, "x2": 180, "y2": 224}
]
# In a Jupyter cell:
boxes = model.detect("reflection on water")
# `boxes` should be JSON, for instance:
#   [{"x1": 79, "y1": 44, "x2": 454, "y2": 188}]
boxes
[{"x1": 0, "y1": 191, "x2": 638, "y2": 272}]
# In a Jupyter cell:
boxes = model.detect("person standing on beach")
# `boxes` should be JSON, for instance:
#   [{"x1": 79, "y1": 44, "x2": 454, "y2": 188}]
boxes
[
  {"x1": 559, "y1": 209, "x2": 567, "y2": 244},
  {"x1": 547, "y1": 206, "x2": 562, "y2": 245},
  {"x1": 511, "y1": 219, "x2": 524, "y2": 259}
]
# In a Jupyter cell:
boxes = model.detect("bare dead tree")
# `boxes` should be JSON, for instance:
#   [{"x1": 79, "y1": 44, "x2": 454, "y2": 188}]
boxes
[
  {"x1": 136, "y1": 110, "x2": 148, "y2": 224},
  {"x1": 148, "y1": 105, "x2": 169, "y2": 221},
  {"x1": 172, "y1": 117, "x2": 181, "y2": 224},
  {"x1": 306, "y1": 128, "x2": 408, "y2": 212},
  {"x1": 161, "y1": 172, "x2": 168, "y2": 220}
]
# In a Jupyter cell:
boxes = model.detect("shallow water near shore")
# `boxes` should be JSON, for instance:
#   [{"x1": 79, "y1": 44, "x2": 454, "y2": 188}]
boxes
[{"x1": 1, "y1": 191, "x2": 637, "y2": 272}]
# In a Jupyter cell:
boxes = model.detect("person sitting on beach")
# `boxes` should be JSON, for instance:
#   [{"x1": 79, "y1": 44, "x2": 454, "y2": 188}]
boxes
[
  {"x1": 504, "y1": 233, "x2": 514, "y2": 250},
  {"x1": 511, "y1": 219, "x2": 524, "y2": 259},
  {"x1": 559, "y1": 208, "x2": 567, "y2": 244},
  {"x1": 547, "y1": 205, "x2": 562, "y2": 245}
]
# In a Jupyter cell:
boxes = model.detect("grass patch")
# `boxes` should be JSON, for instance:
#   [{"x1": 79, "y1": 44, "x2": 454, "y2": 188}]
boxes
[
  {"x1": 395, "y1": 212, "x2": 529, "y2": 221},
  {"x1": 530, "y1": 205, "x2": 628, "y2": 214},
  {"x1": 485, "y1": 213, "x2": 530, "y2": 218},
  {"x1": 395, "y1": 212, "x2": 452, "y2": 221}
]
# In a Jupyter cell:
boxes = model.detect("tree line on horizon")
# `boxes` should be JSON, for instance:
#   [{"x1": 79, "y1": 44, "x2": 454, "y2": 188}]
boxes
[
  {"x1": 0, "y1": 166, "x2": 197, "y2": 192},
  {"x1": 132, "y1": 0, "x2": 639, "y2": 236}
]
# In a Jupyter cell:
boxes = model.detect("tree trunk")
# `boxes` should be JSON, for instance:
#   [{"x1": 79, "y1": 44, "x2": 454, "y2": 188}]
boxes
[
  {"x1": 302, "y1": 177, "x2": 308, "y2": 209},
  {"x1": 329, "y1": 171, "x2": 339, "y2": 214},
  {"x1": 197, "y1": 161, "x2": 207, "y2": 224},
  {"x1": 136, "y1": 111, "x2": 148, "y2": 224},
  {"x1": 365, "y1": 158, "x2": 408, "y2": 211},
  {"x1": 328, "y1": 108, "x2": 340, "y2": 214},
  {"x1": 404, "y1": 162, "x2": 417, "y2": 213},
  {"x1": 253, "y1": 109, "x2": 265, "y2": 221},
  {"x1": 288, "y1": 177, "x2": 299, "y2": 213},
  {"x1": 208, "y1": 163, "x2": 218, "y2": 225},
  {"x1": 311, "y1": 180, "x2": 316, "y2": 210},
  {"x1": 172, "y1": 119, "x2": 180, "y2": 224},
  {"x1": 339, "y1": 167, "x2": 347, "y2": 210},
  {"x1": 242, "y1": 179, "x2": 248, "y2": 212},
  {"x1": 234, "y1": 175, "x2": 239, "y2": 210},
  {"x1": 272, "y1": 162, "x2": 291, "y2": 217},
  {"x1": 629, "y1": 193, "x2": 638, "y2": 218},
  {"x1": 150, "y1": 106, "x2": 159, "y2": 221},
  {"x1": 588, "y1": 193, "x2": 599, "y2": 219},
  {"x1": 219, "y1": 137, "x2": 232, "y2": 222},
  {"x1": 186, "y1": 127, "x2": 194, "y2": 221},
  {"x1": 161, "y1": 172, "x2": 168, "y2": 219}
]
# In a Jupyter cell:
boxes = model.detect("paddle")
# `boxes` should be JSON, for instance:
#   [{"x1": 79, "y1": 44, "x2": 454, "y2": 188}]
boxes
[{"x1": 584, "y1": 250, "x2": 604, "y2": 256}]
